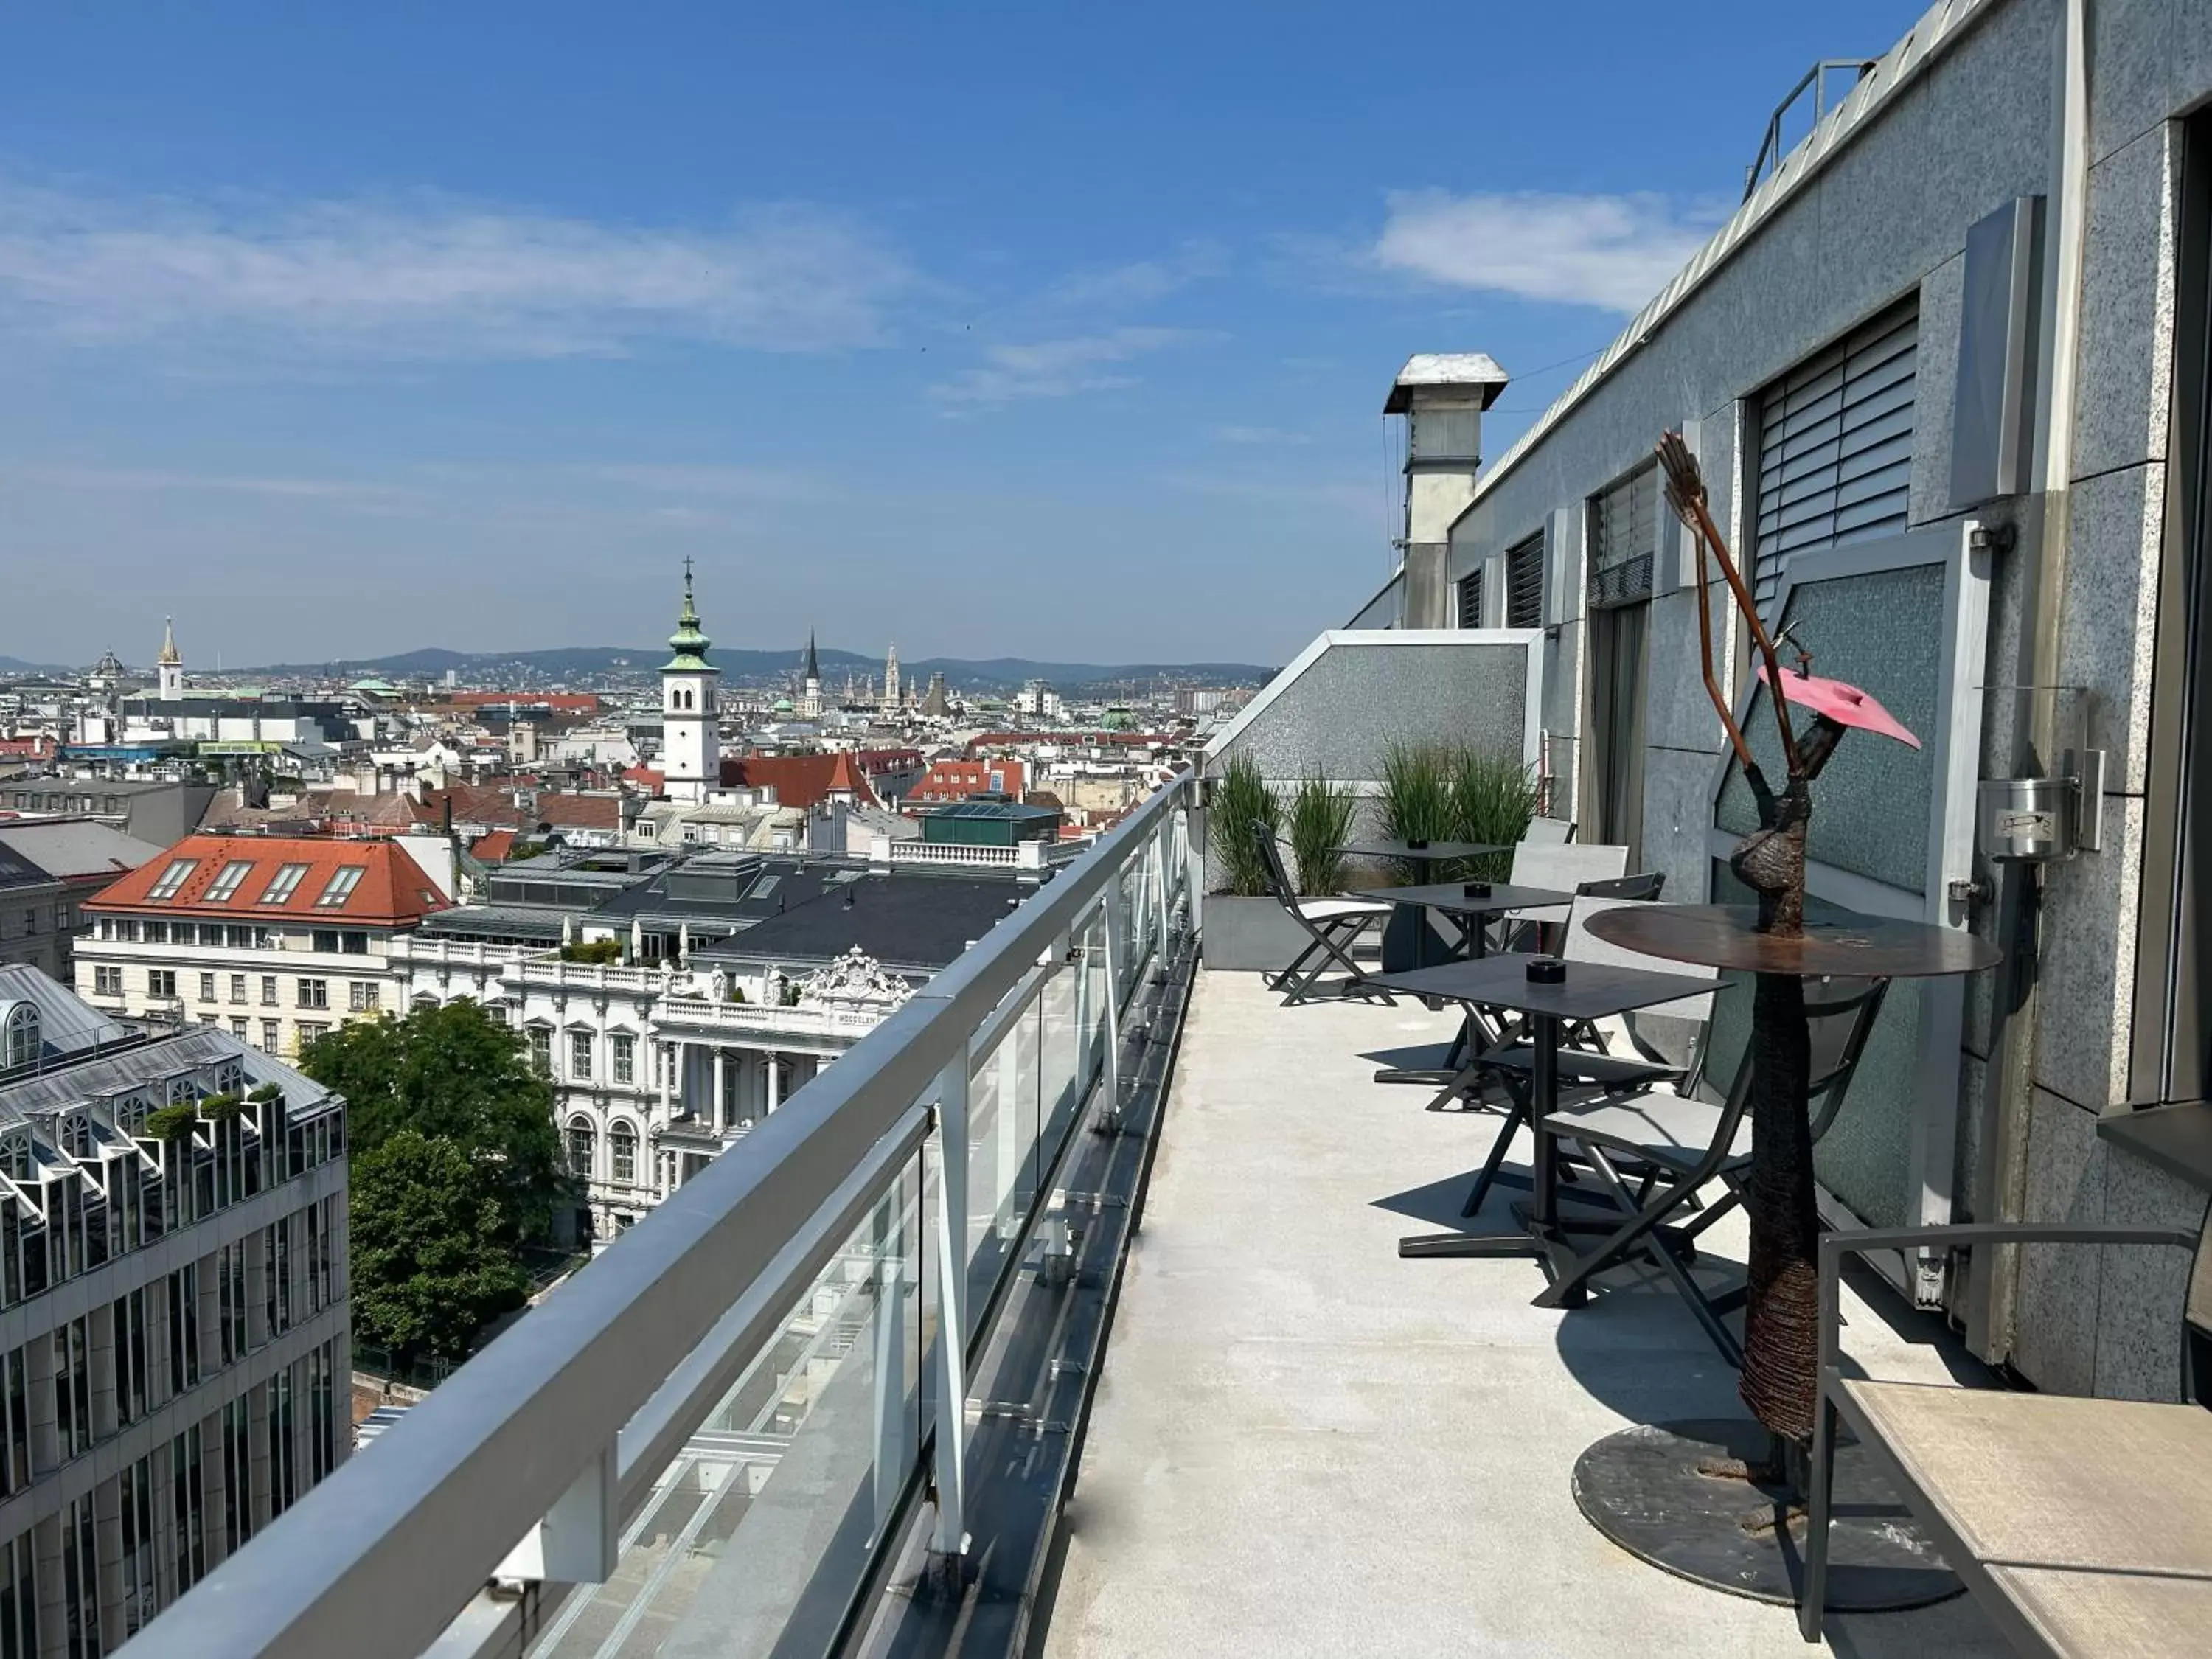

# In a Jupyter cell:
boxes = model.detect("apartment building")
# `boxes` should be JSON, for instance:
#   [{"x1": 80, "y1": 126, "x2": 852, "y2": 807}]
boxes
[
  {"x1": 394, "y1": 851, "x2": 1034, "y2": 1241},
  {"x1": 74, "y1": 836, "x2": 448, "y2": 1059},
  {"x1": 0, "y1": 964, "x2": 349, "y2": 1652}
]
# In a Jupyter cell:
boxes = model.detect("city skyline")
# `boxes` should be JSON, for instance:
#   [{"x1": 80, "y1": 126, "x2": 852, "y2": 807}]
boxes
[{"x1": 0, "y1": 2, "x2": 1924, "y2": 666}]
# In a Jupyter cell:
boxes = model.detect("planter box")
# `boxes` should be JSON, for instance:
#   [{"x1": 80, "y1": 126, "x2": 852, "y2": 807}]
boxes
[{"x1": 1200, "y1": 895, "x2": 1322, "y2": 973}]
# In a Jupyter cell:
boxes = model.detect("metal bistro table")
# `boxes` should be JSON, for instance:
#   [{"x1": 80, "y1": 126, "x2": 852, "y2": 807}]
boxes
[
  {"x1": 1378, "y1": 953, "x2": 1720, "y2": 1269},
  {"x1": 1569, "y1": 902, "x2": 2002, "y2": 1612},
  {"x1": 1359, "y1": 881, "x2": 1576, "y2": 1086},
  {"x1": 1333, "y1": 840, "x2": 1510, "y2": 973}
]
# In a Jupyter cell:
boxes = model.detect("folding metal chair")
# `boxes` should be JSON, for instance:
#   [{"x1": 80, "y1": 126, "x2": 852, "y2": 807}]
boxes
[
  {"x1": 1251, "y1": 821, "x2": 1393, "y2": 1006},
  {"x1": 1526, "y1": 975, "x2": 1892, "y2": 1363},
  {"x1": 1577, "y1": 871, "x2": 1664, "y2": 902},
  {"x1": 1489, "y1": 841, "x2": 1630, "y2": 953},
  {"x1": 1520, "y1": 817, "x2": 1575, "y2": 845}
]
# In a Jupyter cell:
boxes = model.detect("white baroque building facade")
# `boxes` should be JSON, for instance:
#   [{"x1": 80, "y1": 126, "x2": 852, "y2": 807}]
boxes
[{"x1": 388, "y1": 939, "x2": 913, "y2": 1242}]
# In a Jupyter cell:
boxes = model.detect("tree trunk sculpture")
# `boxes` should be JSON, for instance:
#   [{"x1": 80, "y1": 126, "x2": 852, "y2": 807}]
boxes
[{"x1": 1655, "y1": 433, "x2": 1921, "y2": 1452}]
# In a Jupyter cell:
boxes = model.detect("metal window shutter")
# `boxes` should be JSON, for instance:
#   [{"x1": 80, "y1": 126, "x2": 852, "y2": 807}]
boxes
[
  {"x1": 1587, "y1": 462, "x2": 1657, "y2": 609},
  {"x1": 1456, "y1": 568, "x2": 1484, "y2": 628},
  {"x1": 1505, "y1": 532, "x2": 1545, "y2": 628},
  {"x1": 1752, "y1": 301, "x2": 1917, "y2": 612}
]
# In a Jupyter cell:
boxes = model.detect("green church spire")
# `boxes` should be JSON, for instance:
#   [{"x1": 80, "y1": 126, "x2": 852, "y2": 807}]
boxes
[{"x1": 664, "y1": 557, "x2": 712, "y2": 670}]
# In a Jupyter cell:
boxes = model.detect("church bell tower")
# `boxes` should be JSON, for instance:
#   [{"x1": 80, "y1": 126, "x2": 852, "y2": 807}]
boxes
[{"x1": 660, "y1": 561, "x2": 718, "y2": 802}]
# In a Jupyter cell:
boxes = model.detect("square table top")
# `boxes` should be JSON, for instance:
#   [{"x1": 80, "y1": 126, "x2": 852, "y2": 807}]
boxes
[
  {"x1": 1329, "y1": 840, "x2": 1508, "y2": 863},
  {"x1": 1355, "y1": 880, "x2": 1575, "y2": 917},
  {"x1": 1371, "y1": 953, "x2": 1723, "y2": 1020}
]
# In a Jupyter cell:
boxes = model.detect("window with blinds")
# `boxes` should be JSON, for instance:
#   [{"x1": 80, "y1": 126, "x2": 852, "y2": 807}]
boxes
[
  {"x1": 1587, "y1": 462, "x2": 1658, "y2": 610},
  {"x1": 1456, "y1": 568, "x2": 1484, "y2": 629},
  {"x1": 1750, "y1": 299, "x2": 1918, "y2": 613},
  {"x1": 1505, "y1": 532, "x2": 1545, "y2": 628}
]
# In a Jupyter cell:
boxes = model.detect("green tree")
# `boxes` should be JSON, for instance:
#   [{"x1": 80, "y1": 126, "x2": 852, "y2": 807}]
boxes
[
  {"x1": 349, "y1": 1130, "x2": 531, "y2": 1363},
  {"x1": 299, "y1": 999, "x2": 568, "y2": 1243}
]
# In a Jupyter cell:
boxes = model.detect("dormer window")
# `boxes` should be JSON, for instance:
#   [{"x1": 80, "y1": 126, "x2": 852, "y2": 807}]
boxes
[
  {"x1": 1, "y1": 1003, "x2": 38, "y2": 1069},
  {"x1": 261, "y1": 863, "x2": 309, "y2": 905},
  {"x1": 203, "y1": 860, "x2": 254, "y2": 902},
  {"x1": 316, "y1": 866, "x2": 365, "y2": 908},
  {"x1": 147, "y1": 859, "x2": 198, "y2": 901}
]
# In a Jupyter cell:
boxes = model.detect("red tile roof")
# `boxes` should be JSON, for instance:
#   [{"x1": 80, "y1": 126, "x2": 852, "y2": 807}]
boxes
[
  {"x1": 909, "y1": 757, "x2": 1027, "y2": 804},
  {"x1": 719, "y1": 754, "x2": 880, "y2": 810},
  {"x1": 86, "y1": 834, "x2": 450, "y2": 926},
  {"x1": 422, "y1": 784, "x2": 622, "y2": 832},
  {"x1": 469, "y1": 830, "x2": 518, "y2": 863}
]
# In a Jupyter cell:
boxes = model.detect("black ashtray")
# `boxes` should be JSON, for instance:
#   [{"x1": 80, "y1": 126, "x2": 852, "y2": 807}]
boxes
[
  {"x1": 1406, "y1": 839, "x2": 1430, "y2": 851},
  {"x1": 1461, "y1": 881, "x2": 1490, "y2": 898},
  {"x1": 1526, "y1": 956, "x2": 1566, "y2": 984}
]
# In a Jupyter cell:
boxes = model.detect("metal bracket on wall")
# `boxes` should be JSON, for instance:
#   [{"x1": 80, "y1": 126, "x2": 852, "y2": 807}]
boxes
[{"x1": 2062, "y1": 745, "x2": 2104, "y2": 853}]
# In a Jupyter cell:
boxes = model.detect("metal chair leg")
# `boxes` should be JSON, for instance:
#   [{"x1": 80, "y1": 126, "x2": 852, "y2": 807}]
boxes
[
  {"x1": 1800, "y1": 1391, "x2": 1837, "y2": 1642},
  {"x1": 1531, "y1": 1155, "x2": 1708, "y2": 1311}
]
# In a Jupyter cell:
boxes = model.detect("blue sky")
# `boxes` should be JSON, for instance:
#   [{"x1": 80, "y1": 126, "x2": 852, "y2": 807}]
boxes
[{"x1": 0, "y1": 1, "x2": 1927, "y2": 670}]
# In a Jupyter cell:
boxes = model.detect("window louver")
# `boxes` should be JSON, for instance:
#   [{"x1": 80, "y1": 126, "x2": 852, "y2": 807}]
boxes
[
  {"x1": 1587, "y1": 462, "x2": 1658, "y2": 610},
  {"x1": 1752, "y1": 299, "x2": 1918, "y2": 613},
  {"x1": 1505, "y1": 532, "x2": 1545, "y2": 628},
  {"x1": 1457, "y1": 568, "x2": 1484, "y2": 629}
]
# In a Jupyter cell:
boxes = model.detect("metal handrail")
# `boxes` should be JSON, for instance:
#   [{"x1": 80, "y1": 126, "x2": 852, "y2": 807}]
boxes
[
  {"x1": 1742, "y1": 58, "x2": 1879, "y2": 201},
  {"x1": 139, "y1": 771, "x2": 1192, "y2": 1659}
]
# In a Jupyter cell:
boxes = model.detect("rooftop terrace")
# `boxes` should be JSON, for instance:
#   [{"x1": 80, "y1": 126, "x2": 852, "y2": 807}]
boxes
[{"x1": 1045, "y1": 971, "x2": 2011, "y2": 1658}]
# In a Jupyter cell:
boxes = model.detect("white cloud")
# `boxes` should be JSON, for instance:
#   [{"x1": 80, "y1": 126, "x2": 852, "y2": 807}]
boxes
[
  {"x1": 929, "y1": 326, "x2": 1204, "y2": 410},
  {"x1": 1043, "y1": 242, "x2": 1226, "y2": 311},
  {"x1": 0, "y1": 179, "x2": 915, "y2": 360},
  {"x1": 1371, "y1": 189, "x2": 1717, "y2": 313}
]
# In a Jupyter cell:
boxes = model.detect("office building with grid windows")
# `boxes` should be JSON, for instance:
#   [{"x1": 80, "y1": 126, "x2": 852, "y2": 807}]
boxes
[{"x1": 0, "y1": 964, "x2": 347, "y2": 1654}]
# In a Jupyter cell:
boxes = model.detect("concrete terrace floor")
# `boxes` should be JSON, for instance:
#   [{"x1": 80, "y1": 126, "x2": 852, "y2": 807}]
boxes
[{"x1": 1043, "y1": 970, "x2": 2015, "y2": 1659}]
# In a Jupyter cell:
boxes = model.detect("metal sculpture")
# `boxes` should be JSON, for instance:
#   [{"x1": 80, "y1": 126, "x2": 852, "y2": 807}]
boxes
[{"x1": 1655, "y1": 431, "x2": 1921, "y2": 1457}]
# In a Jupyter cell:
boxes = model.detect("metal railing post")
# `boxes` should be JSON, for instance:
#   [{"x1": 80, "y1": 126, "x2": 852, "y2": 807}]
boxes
[
  {"x1": 927, "y1": 1046, "x2": 970, "y2": 1582},
  {"x1": 995, "y1": 1027, "x2": 1023, "y2": 1242},
  {"x1": 871, "y1": 1171, "x2": 910, "y2": 1541},
  {"x1": 1101, "y1": 897, "x2": 1124, "y2": 1133},
  {"x1": 1149, "y1": 824, "x2": 1170, "y2": 974},
  {"x1": 490, "y1": 1442, "x2": 616, "y2": 1587}
]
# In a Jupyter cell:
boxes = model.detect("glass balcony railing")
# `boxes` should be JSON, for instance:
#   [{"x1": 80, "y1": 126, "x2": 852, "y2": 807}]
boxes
[{"x1": 136, "y1": 772, "x2": 1195, "y2": 1659}]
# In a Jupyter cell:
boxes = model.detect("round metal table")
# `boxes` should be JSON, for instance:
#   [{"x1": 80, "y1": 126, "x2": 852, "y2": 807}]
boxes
[
  {"x1": 1572, "y1": 902, "x2": 2000, "y2": 1609},
  {"x1": 1585, "y1": 903, "x2": 2000, "y2": 979}
]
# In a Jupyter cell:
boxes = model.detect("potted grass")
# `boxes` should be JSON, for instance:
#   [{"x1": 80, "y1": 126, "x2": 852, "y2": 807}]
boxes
[
  {"x1": 1287, "y1": 772, "x2": 1357, "y2": 897},
  {"x1": 1377, "y1": 742, "x2": 1456, "y2": 880},
  {"x1": 1200, "y1": 753, "x2": 1304, "y2": 971},
  {"x1": 1448, "y1": 748, "x2": 1541, "y2": 883}
]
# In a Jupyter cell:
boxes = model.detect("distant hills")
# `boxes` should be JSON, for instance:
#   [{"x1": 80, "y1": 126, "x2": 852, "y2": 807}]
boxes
[{"x1": 246, "y1": 644, "x2": 1276, "y2": 692}]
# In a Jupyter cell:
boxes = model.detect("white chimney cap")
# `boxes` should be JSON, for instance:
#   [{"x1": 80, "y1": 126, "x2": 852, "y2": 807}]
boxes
[{"x1": 1384, "y1": 353, "x2": 1510, "y2": 413}]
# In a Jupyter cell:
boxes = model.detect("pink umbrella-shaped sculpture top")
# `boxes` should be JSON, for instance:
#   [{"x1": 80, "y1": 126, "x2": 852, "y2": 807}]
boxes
[{"x1": 1757, "y1": 663, "x2": 1921, "y2": 750}]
